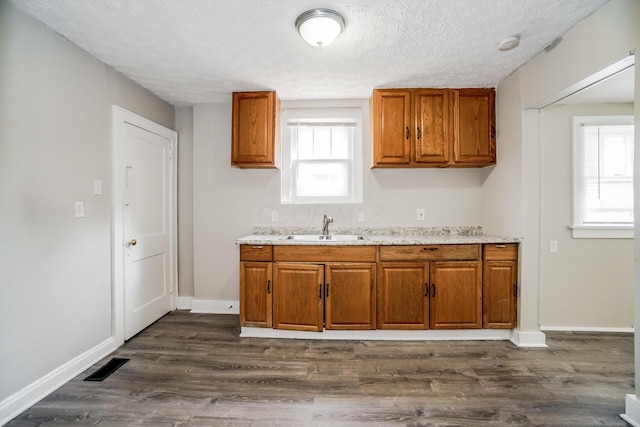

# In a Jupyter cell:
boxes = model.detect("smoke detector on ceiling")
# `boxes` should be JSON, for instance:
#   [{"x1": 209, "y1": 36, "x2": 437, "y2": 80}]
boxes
[{"x1": 498, "y1": 35, "x2": 521, "y2": 52}]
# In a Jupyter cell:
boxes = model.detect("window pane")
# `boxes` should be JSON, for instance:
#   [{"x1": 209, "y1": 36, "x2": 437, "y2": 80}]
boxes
[
  {"x1": 295, "y1": 161, "x2": 349, "y2": 197},
  {"x1": 296, "y1": 127, "x2": 313, "y2": 159},
  {"x1": 330, "y1": 127, "x2": 350, "y2": 159},
  {"x1": 580, "y1": 123, "x2": 634, "y2": 224}
]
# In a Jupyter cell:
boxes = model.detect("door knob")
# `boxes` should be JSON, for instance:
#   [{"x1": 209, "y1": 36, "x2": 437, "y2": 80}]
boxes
[{"x1": 127, "y1": 239, "x2": 137, "y2": 247}]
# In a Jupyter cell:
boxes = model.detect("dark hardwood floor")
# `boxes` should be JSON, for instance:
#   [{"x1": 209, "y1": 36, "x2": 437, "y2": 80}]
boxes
[{"x1": 8, "y1": 311, "x2": 634, "y2": 426}]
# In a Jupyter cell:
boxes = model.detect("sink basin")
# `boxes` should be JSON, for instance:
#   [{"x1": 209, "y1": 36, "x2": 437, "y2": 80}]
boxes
[{"x1": 281, "y1": 234, "x2": 368, "y2": 242}]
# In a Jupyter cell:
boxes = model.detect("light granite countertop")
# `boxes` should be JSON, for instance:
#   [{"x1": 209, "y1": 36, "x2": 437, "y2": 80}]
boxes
[{"x1": 236, "y1": 226, "x2": 520, "y2": 246}]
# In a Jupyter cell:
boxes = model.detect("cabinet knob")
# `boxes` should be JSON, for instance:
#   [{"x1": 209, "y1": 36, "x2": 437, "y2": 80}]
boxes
[
  {"x1": 417, "y1": 127, "x2": 422, "y2": 140},
  {"x1": 432, "y1": 283, "x2": 436, "y2": 298},
  {"x1": 424, "y1": 283, "x2": 429, "y2": 296},
  {"x1": 318, "y1": 284, "x2": 322, "y2": 299},
  {"x1": 406, "y1": 127, "x2": 410, "y2": 140},
  {"x1": 267, "y1": 280, "x2": 271, "y2": 294},
  {"x1": 325, "y1": 283, "x2": 330, "y2": 297}
]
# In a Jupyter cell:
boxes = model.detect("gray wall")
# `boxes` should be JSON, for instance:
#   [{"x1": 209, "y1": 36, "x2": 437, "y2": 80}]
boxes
[
  {"x1": 539, "y1": 102, "x2": 634, "y2": 328},
  {"x1": 0, "y1": 2, "x2": 174, "y2": 402},
  {"x1": 192, "y1": 99, "x2": 486, "y2": 302},
  {"x1": 484, "y1": 0, "x2": 639, "y2": 333}
]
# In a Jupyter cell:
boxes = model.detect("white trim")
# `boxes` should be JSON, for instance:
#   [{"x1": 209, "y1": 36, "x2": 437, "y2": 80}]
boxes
[
  {"x1": 509, "y1": 329, "x2": 547, "y2": 348},
  {"x1": 176, "y1": 296, "x2": 193, "y2": 310},
  {"x1": 541, "y1": 326, "x2": 634, "y2": 333},
  {"x1": 112, "y1": 106, "x2": 178, "y2": 344},
  {"x1": 569, "y1": 225, "x2": 633, "y2": 239},
  {"x1": 621, "y1": 394, "x2": 640, "y2": 427},
  {"x1": 528, "y1": 55, "x2": 635, "y2": 109},
  {"x1": 190, "y1": 299, "x2": 240, "y2": 314},
  {"x1": 240, "y1": 327, "x2": 512, "y2": 341},
  {"x1": 0, "y1": 337, "x2": 118, "y2": 426}
]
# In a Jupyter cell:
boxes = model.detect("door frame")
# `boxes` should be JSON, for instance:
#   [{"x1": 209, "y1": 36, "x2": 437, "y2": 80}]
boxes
[{"x1": 111, "y1": 105, "x2": 178, "y2": 345}]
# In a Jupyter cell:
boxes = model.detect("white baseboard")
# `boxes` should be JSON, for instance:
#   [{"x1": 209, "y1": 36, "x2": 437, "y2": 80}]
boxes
[
  {"x1": 541, "y1": 326, "x2": 634, "y2": 333},
  {"x1": 0, "y1": 336, "x2": 119, "y2": 426},
  {"x1": 176, "y1": 296, "x2": 193, "y2": 310},
  {"x1": 190, "y1": 299, "x2": 239, "y2": 314},
  {"x1": 621, "y1": 394, "x2": 640, "y2": 426},
  {"x1": 240, "y1": 327, "x2": 512, "y2": 341},
  {"x1": 509, "y1": 329, "x2": 547, "y2": 348}
]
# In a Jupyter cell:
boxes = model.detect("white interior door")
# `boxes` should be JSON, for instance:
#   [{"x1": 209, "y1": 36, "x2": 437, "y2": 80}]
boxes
[{"x1": 122, "y1": 122, "x2": 173, "y2": 340}]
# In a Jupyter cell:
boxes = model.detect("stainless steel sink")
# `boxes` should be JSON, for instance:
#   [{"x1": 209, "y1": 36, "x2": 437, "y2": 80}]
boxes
[{"x1": 281, "y1": 234, "x2": 368, "y2": 241}]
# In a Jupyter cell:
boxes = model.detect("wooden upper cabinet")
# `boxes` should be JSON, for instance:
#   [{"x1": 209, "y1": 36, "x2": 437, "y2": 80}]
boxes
[
  {"x1": 372, "y1": 89, "x2": 412, "y2": 165},
  {"x1": 231, "y1": 91, "x2": 280, "y2": 168},
  {"x1": 371, "y1": 87, "x2": 495, "y2": 168},
  {"x1": 453, "y1": 88, "x2": 496, "y2": 166},
  {"x1": 414, "y1": 89, "x2": 450, "y2": 165}
]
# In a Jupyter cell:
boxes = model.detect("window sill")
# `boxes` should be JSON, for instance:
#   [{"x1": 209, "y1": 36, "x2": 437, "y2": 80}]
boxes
[{"x1": 569, "y1": 225, "x2": 634, "y2": 239}]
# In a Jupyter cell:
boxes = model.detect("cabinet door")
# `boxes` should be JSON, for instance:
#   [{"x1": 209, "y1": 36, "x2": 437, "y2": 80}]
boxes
[
  {"x1": 377, "y1": 263, "x2": 429, "y2": 329},
  {"x1": 372, "y1": 89, "x2": 412, "y2": 166},
  {"x1": 239, "y1": 261, "x2": 272, "y2": 327},
  {"x1": 483, "y1": 260, "x2": 517, "y2": 328},
  {"x1": 430, "y1": 261, "x2": 481, "y2": 329},
  {"x1": 273, "y1": 263, "x2": 324, "y2": 331},
  {"x1": 414, "y1": 89, "x2": 450, "y2": 165},
  {"x1": 452, "y1": 88, "x2": 495, "y2": 166},
  {"x1": 231, "y1": 91, "x2": 278, "y2": 167},
  {"x1": 325, "y1": 263, "x2": 376, "y2": 330}
]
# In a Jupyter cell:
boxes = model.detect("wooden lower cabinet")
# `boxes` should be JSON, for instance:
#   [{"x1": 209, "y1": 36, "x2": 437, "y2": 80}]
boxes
[
  {"x1": 429, "y1": 261, "x2": 482, "y2": 329},
  {"x1": 273, "y1": 263, "x2": 324, "y2": 332},
  {"x1": 325, "y1": 263, "x2": 376, "y2": 330},
  {"x1": 377, "y1": 263, "x2": 429, "y2": 329},
  {"x1": 239, "y1": 261, "x2": 273, "y2": 328},
  {"x1": 482, "y1": 244, "x2": 518, "y2": 328},
  {"x1": 240, "y1": 243, "x2": 518, "y2": 332},
  {"x1": 272, "y1": 262, "x2": 377, "y2": 331}
]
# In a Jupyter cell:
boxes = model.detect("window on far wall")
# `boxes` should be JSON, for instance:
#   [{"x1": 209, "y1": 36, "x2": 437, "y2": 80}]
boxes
[
  {"x1": 281, "y1": 108, "x2": 363, "y2": 204},
  {"x1": 571, "y1": 115, "x2": 634, "y2": 238}
]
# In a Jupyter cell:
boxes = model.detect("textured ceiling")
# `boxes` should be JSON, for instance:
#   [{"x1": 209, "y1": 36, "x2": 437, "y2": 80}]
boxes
[{"x1": 9, "y1": 0, "x2": 609, "y2": 106}]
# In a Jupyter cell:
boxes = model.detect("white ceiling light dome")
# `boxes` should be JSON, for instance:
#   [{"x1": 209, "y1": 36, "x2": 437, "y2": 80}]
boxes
[{"x1": 295, "y1": 9, "x2": 345, "y2": 48}]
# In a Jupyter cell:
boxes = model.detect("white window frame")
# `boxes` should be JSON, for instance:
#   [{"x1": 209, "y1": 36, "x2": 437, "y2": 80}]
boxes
[
  {"x1": 281, "y1": 107, "x2": 363, "y2": 204},
  {"x1": 571, "y1": 115, "x2": 634, "y2": 239}
]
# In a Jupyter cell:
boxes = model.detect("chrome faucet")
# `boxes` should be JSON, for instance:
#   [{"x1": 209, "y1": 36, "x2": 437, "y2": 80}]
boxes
[{"x1": 322, "y1": 214, "x2": 333, "y2": 236}]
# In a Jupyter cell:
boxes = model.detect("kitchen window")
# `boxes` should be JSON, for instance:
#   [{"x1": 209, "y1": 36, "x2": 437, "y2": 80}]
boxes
[
  {"x1": 281, "y1": 108, "x2": 363, "y2": 204},
  {"x1": 571, "y1": 115, "x2": 634, "y2": 238}
]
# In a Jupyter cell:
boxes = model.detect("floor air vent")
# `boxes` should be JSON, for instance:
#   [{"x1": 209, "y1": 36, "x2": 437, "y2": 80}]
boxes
[{"x1": 84, "y1": 358, "x2": 129, "y2": 382}]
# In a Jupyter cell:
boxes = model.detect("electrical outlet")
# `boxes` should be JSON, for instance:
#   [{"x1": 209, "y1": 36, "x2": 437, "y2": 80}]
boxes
[
  {"x1": 357, "y1": 211, "x2": 365, "y2": 222},
  {"x1": 550, "y1": 240, "x2": 558, "y2": 253},
  {"x1": 417, "y1": 208, "x2": 425, "y2": 221},
  {"x1": 271, "y1": 211, "x2": 278, "y2": 222},
  {"x1": 75, "y1": 201, "x2": 85, "y2": 218}
]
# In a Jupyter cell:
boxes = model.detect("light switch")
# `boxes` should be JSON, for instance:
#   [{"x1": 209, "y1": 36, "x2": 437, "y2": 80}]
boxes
[
  {"x1": 550, "y1": 240, "x2": 558, "y2": 253},
  {"x1": 93, "y1": 180, "x2": 102, "y2": 195},
  {"x1": 75, "y1": 201, "x2": 85, "y2": 218}
]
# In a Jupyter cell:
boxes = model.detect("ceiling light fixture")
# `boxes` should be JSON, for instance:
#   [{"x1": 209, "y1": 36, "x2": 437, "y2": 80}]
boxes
[
  {"x1": 498, "y1": 35, "x2": 521, "y2": 52},
  {"x1": 295, "y1": 9, "x2": 345, "y2": 48}
]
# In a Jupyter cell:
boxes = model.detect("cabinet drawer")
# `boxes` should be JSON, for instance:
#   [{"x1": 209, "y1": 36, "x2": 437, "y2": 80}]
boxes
[
  {"x1": 274, "y1": 245, "x2": 376, "y2": 262},
  {"x1": 483, "y1": 244, "x2": 518, "y2": 260},
  {"x1": 379, "y1": 245, "x2": 479, "y2": 261},
  {"x1": 240, "y1": 244, "x2": 273, "y2": 261}
]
